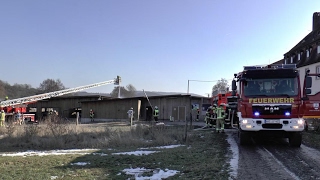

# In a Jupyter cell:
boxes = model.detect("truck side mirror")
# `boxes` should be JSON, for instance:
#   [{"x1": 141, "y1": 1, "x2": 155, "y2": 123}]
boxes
[
  {"x1": 305, "y1": 76, "x2": 312, "y2": 88},
  {"x1": 306, "y1": 88, "x2": 312, "y2": 95},
  {"x1": 232, "y1": 80, "x2": 237, "y2": 91}
]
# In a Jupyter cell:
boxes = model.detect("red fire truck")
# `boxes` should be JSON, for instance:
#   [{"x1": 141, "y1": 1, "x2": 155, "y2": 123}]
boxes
[
  {"x1": 0, "y1": 76, "x2": 121, "y2": 123},
  {"x1": 229, "y1": 64, "x2": 319, "y2": 147},
  {"x1": 211, "y1": 91, "x2": 237, "y2": 128},
  {"x1": 212, "y1": 91, "x2": 232, "y2": 108}
]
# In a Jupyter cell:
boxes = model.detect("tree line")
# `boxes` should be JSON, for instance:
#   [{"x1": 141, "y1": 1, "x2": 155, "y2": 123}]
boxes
[{"x1": 0, "y1": 78, "x2": 137, "y2": 100}]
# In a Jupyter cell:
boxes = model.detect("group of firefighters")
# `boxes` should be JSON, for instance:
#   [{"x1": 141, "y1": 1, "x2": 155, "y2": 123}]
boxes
[
  {"x1": 203, "y1": 103, "x2": 227, "y2": 133},
  {"x1": 127, "y1": 106, "x2": 159, "y2": 124},
  {"x1": 0, "y1": 110, "x2": 24, "y2": 127}
]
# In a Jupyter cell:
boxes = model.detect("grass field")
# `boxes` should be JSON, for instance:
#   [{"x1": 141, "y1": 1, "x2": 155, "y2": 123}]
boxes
[{"x1": 0, "y1": 121, "x2": 232, "y2": 180}]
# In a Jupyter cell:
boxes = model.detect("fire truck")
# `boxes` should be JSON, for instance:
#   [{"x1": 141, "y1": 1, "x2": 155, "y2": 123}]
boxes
[
  {"x1": 211, "y1": 90, "x2": 232, "y2": 107},
  {"x1": 211, "y1": 90, "x2": 236, "y2": 128},
  {"x1": 0, "y1": 76, "x2": 121, "y2": 123},
  {"x1": 228, "y1": 64, "x2": 319, "y2": 147}
]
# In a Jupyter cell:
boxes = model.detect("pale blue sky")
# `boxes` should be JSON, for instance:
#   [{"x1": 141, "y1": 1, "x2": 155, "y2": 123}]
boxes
[{"x1": 0, "y1": 0, "x2": 319, "y2": 96}]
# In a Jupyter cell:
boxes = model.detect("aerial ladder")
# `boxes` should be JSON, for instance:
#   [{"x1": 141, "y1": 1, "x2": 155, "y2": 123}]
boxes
[{"x1": 0, "y1": 76, "x2": 121, "y2": 123}]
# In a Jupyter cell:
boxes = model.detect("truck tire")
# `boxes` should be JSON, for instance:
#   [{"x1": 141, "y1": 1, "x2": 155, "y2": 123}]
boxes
[
  {"x1": 289, "y1": 133, "x2": 302, "y2": 147},
  {"x1": 239, "y1": 130, "x2": 251, "y2": 145}
]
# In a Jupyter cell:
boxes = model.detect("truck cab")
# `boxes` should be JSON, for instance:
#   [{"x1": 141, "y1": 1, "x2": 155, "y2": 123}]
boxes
[{"x1": 230, "y1": 64, "x2": 314, "y2": 147}]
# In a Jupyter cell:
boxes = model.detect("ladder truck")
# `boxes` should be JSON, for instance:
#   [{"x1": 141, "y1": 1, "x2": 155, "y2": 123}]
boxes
[{"x1": 0, "y1": 76, "x2": 121, "y2": 123}]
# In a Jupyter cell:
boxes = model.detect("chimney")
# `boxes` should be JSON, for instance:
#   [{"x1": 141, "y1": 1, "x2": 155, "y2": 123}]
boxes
[{"x1": 313, "y1": 12, "x2": 320, "y2": 31}]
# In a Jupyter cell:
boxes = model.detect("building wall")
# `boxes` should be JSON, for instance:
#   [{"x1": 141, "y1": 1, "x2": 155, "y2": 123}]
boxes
[
  {"x1": 82, "y1": 96, "x2": 210, "y2": 122},
  {"x1": 281, "y1": 13, "x2": 320, "y2": 98},
  {"x1": 29, "y1": 97, "x2": 100, "y2": 120},
  {"x1": 81, "y1": 98, "x2": 141, "y2": 120},
  {"x1": 29, "y1": 95, "x2": 209, "y2": 122},
  {"x1": 298, "y1": 62, "x2": 320, "y2": 96}
]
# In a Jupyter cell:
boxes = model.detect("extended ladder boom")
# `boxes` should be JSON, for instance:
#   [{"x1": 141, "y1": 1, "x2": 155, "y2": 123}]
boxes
[{"x1": 0, "y1": 76, "x2": 121, "y2": 107}]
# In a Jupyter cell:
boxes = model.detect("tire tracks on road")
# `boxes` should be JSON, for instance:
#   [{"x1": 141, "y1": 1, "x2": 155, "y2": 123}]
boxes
[{"x1": 227, "y1": 131, "x2": 320, "y2": 180}]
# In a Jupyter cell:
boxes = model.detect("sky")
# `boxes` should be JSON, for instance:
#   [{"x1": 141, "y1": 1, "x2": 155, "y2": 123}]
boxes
[{"x1": 1, "y1": 0, "x2": 320, "y2": 97}]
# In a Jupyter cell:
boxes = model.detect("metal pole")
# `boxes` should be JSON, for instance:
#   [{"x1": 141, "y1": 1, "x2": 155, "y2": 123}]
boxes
[
  {"x1": 118, "y1": 83, "x2": 121, "y2": 98},
  {"x1": 187, "y1": 80, "x2": 190, "y2": 95}
]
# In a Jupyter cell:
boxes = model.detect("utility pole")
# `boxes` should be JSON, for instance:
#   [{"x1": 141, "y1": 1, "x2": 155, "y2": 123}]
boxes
[{"x1": 118, "y1": 83, "x2": 121, "y2": 98}]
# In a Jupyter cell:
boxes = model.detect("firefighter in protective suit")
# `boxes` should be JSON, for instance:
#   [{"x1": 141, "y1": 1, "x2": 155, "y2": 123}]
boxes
[
  {"x1": 215, "y1": 103, "x2": 226, "y2": 133},
  {"x1": 153, "y1": 106, "x2": 159, "y2": 123},
  {"x1": 204, "y1": 106, "x2": 213, "y2": 127},
  {"x1": 210, "y1": 104, "x2": 217, "y2": 128}
]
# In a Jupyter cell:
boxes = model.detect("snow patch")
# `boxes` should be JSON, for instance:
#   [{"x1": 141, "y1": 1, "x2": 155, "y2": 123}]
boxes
[
  {"x1": 0, "y1": 149, "x2": 99, "y2": 157},
  {"x1": 112, "y1": 151, "x2": 159, "y2": 156},
  {"x1": 122, "y1": 167, "x2": 179, "y2": 179},
  {"x1": 71, "y1": 162, "x2": 90, "y2": 166},
  {"x1": 226, "y1": 133, "x2": 239, "y2": 179},
  {"x1": 139, "y1": 144, "x2": 184, "y2": 150}
]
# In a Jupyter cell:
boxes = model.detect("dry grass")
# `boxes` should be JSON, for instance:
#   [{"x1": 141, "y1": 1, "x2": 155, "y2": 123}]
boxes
[
  {"x1": 0, "y1": 117, "x2": 231, "y2": 179},
  {"x1": 0, "y1": 118, "x2": 187, "y2": 152}
]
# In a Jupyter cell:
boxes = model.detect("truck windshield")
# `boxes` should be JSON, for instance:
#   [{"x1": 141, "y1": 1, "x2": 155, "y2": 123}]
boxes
[{"x1": 243, "y1": 78, "x2": 298, "y2": 97}]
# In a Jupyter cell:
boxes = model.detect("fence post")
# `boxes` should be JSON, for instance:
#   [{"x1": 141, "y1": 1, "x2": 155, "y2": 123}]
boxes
[{"x1": 76, "y1": 112, "x2": 79, "y2": 125}]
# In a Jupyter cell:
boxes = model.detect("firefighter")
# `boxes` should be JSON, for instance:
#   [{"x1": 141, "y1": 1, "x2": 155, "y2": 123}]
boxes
[
  {"x1": 53, "y1": 110, "x2": 58, "y2": 116},
  {"x1": 15, "y1": 110, "x2": 22, "y2": 125},
  {"x1": 204, "y1": 106, "x2": 212, "y2": 127},
  {"x1": 0, "y1": 110, "x2": 5, "y2": 127},
  {"x1": 196, "y1": 107, "x2": 200, "y2": 121},
  {"x1": 215, "y1": 103, "x2": 226, "y2": 133},
  {"x1": 153, "y1": 106, "x2": 159, "y2": 123},
  {"x1": 90, "y1": 109, "x2": 95, "y2": 122},
  {"x1": 127, "y1": 107, "x2": 134, "y2": 125},
  {"x1": 210, "y1": 104, "x2": 217, "y2": 128}
]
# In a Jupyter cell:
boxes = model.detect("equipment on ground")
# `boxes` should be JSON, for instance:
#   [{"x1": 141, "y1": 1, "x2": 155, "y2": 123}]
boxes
[
  {"x1": 0, "y1": 76, "x2": 121, "y2": 123},
  {"x1": 229, "y1": 64, "x2": 319, "y2": 147}
]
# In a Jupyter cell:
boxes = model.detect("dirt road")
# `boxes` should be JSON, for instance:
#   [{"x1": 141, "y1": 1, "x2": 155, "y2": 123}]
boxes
[{"x1": 227, "y1": 130, "x2": 320, "y2": 180}]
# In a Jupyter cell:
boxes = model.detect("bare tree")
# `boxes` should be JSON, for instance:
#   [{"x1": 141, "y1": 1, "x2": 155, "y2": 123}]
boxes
[
  {"x1": 110, "y1": 84, "x2": 137, "y2": 98},
  {"x1": 211, "y1": 78, "x2": 229, "y2": 96},
  {"x1": 38, "y1": 79, "x2": 65, "y2": 93},
  {"x1": 0, "y1": 81, "x2": 6, "y2": 99}
]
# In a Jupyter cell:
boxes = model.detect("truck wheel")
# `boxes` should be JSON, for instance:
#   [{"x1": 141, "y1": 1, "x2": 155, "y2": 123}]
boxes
[
  {"x1": 289, "y1": 133, "x2": 302, "y2": 147},
  {"x1": 239, "y1": 130, "x2": 251, "y2": 145}
]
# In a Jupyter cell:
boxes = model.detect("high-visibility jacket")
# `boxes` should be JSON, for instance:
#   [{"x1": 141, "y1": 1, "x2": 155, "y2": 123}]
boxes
[
  {"x1": 0, "y1": 112, "x2": 5, "y2": 121},
  {"x1": 90, "y1": 111, "x2": 94, "y2": 118},
  {"x1": 215, "y1": 107, "x2": 225, "y2": 120},
  {"x1": 153, "y1": 109, "x2": 159, "y2": 117}
]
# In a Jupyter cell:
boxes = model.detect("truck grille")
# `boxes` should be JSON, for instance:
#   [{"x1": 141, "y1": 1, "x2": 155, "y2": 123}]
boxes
[
  {"x1": 252, "y1": 105, "x2": 292, "y2": 116},
  {"x1": 262, "y1": 124, "x2": 283, "y2": 129}
]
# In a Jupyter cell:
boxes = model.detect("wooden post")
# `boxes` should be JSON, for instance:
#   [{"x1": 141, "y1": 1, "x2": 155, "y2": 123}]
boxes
[{"x1": 76, "y1": 112, "x2": 79, "y2": 125}]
